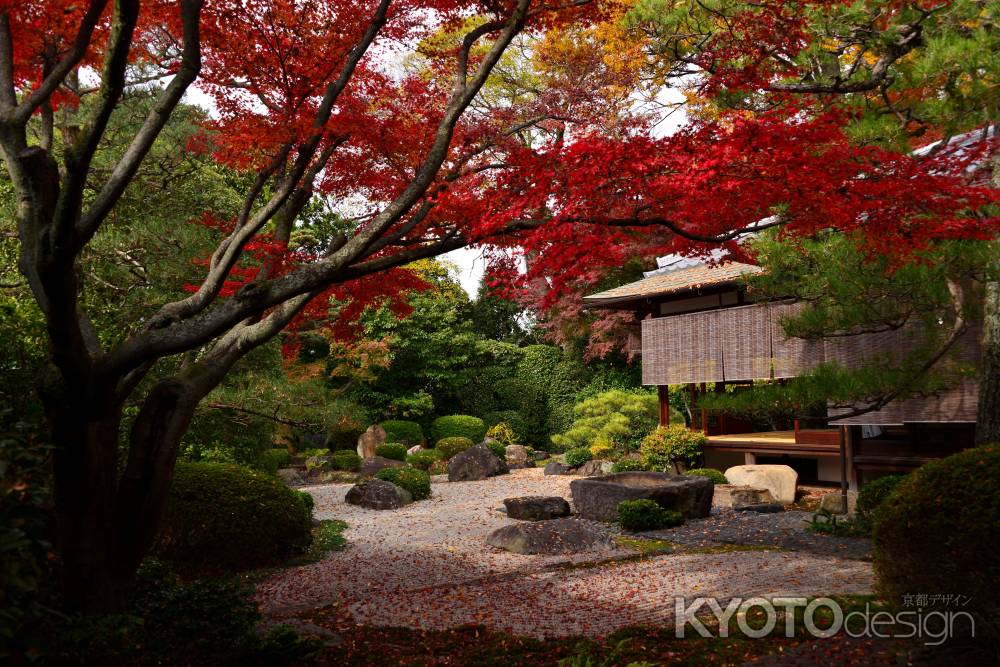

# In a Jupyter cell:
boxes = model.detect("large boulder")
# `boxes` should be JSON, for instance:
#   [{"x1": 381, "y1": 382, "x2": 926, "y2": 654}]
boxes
[
  {"x1": 713, "y1": 484, "x2": 775, "y2": 509},
  {"x1": 724, "y1": 465, "x2": 798, "y2": 504},
  {"x1": 819, "y1": 490, "x2": 858, "y2": 516},
  {"x1": 447, "y1": 442, "x2": 509, "y2": 482},
  {"x1": 356, "y1": 424, "x2": 387, "y2": 459},
  {"x1": 486, "y1": 518, "x2": 615, "y2": 555},
  {"x1": 345, "y1": 478, "x2": 412, "y2": 509},
  {"x1": 544, "y1": 461, "x2": 572, "y2": 476},
  {"x1": 577, "y1": 460, "x2": 612, "y2": 476},
  {"x1": 505, "y1": 444, "x2": 531, "y2": 467},
  {"x1": 571, "y1": 472, "x2": 713, "y2": 522},
  {"x1": 503, "y1": 496, "x2": 571, "y2": 521},
  {"x1": 358, "y1": 455, "x2": 406, "y2": 477}
]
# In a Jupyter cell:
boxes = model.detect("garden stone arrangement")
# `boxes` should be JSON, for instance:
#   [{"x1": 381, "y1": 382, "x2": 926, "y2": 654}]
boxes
[
  {"x1": 486, "y1": 517, "x2": 616, "y2": 555},
  {"x1": 570, "y1": 471, "x2": 714, "y2": 521},
  {"x1": 502, "y1": 496, "x2": 571, "y2": 521},
  {"x1": 447, "y1": 442, "x2": 510, "y2": 481},
  {"x1": 724, "y1": 464, "x2": 799, "y2": 504},
  {"x1": 345, "y1": 478, "x2": 412, "y2": 510}
]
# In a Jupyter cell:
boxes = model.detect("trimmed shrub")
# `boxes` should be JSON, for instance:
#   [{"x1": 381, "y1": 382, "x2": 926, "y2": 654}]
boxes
[
  {"x1": 565, "y1": 446, "x2": 593, "y2": 467},
  {"x1": 856, "y1": 474, "x2": 906, "y2": 526},
  {"x1": 685, "y1": 468, "x2": 727, "y2": 485},
  {"x1": 375, "y1": 442, "x2": 408, "y2": 461},
  {"x1": 431, "y1": 415, "x2": 487, "y2": 443},
  {"x1": 551, "y1": 389, "x2": 660, "y2": 454},
  {"x1": 589, "y1": 441, "x2": 616, "y2": 460},
  {"x1": 435, "y1": 436, "x2": 474, "y2": 459},
  {"x1": 330, "y1": 449, "x2": 362, "y2": 472},
  {"x1": 617, "y1": 499, "x2": 683, "y2": 531},
  {"x1": 485, "y1": 421, "x2": 519, "y2": 447},
  {"x1": 611, "y1": 458, "x2": 648, "y2": 473},
  {"x1": 406, "y1": 449, "x2": 443, "y2": 470},
  {"x1": 296, "y1": 490, "x2": 314, "y2": 514},
  {"x1": 155, "y1": 463, "x2": 312, "y2": 574},
  {"x1": 327, "y1": 422, "x2": 365, "y2": 451},
  {"x1": 640, "y1": 425, "x2": 706, "y2": 473},
  {"x1": 375, "y1": 467, "x2": 432, "y2": 501},
  {"x1": 873, "y1": 445, "x2": 1000, "y2": 617},
  {"x1": 255, "y1": 448, "x2": 290, "y2": 475},
  {"x1": 381, "y1": 420, "x2": 424, "y2": 446}
]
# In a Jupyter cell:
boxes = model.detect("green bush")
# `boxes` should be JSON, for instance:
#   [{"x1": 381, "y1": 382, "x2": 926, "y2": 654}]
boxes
[
  {"x1": 375, "y1": 467, "x2": 432, "y2": 501},
  {"x1": 640, "y1": 425, "x2": 706, "y2": 473},
  {"x1": 375, "y1": 442, "x2": 408, "y2": 461},
  {"x1": 611, "y1": 458, "x2": 648, "y2": 473},
  {"x1": 856, "y1": 474, "x2": 906, "y2": 526},
  {"x1": 154, "y1": 463, "x2": 312, "y2": 574},
  {"x1": 486, "y1": 421, "x2": 519, "y2": 447},
  {"x1": 565, "y1": 446, "x2": 593, "y2": 467},
  {"x1": 617, "y1": 499, "x2": 683, "y2": 531},
  {"x1": 436, "y1": 436, "x2": 474, "y2": 459},
  {"x1": 255, "y1": 448, "x2": 290, "y2": 475},
  {"x1": 483, "y1": 410, "x2": 529, "y2": 444},
  {"x1": 487, "y1": 440, "x2": 507, "y2": 460},
  {"x1": 873, "y1": 445, "x2": 1000, "y2": 618},
  {"x1": 296, "y1": 490, "x2": 314, "y2": 515},
  {"x1": 406, "y1": 449, "x2": 443, "y2": 470},
  {"x1": 685, "y1": 468, "x2": 727, "y2": 484},
  {"x1": 381, "y1": 420, "x2": 424, "y2": 446},
  {"x1": 551, "y1": 389, "x2": 660, "y2": 454},
  {"x1": 330, "y1": 449, "x2": 362, "y2": 471},
  {"x1": 327, "y1": 422, "x2": 364, "y2": 451},
  {"x1": 431, "y1": 415, "x2": 487, "y2": 443}
]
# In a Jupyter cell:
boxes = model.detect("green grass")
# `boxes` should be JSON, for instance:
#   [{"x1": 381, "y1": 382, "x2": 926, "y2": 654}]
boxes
[{"x1": 614, "y1": 536, "x2": 676, "y2": 556}]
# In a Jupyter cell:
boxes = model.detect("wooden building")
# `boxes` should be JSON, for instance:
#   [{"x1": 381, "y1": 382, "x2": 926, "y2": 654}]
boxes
[{"x1": 583, "y1": 256, "x2": 979, "y2": 489}]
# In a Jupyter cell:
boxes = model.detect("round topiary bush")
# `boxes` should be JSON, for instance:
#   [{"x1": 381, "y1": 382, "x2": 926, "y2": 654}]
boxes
[
  {"x1": 155, "y1": 463, "x2": 312, "y2": 574},
  {"x1": 375, "y1": 442, "x2": 408, "y2": 461},
  {"x1": 640, "y1": 425, "x2": 706, "y2": 473},
  {"x1": 856, "y1": 474, "x2": 905, "y2": 526},
  {"x1": 565, "y1": 446, "x2": 593, "y2": 468},
  {"x1": 406, "y1": 449, "x2": 443, "y2": 470},
  {"x1": 611, "y1": 458, "x2": 648, "y2": 473},
  {"x1": 330, "y1": 449, "x2": 362, "y2": 472},
  {"x1": 617, "y1": 499, "x2": 683, "y2": 531},
  {"x1": 375, "y1": 466, "x2": 431, "y2": 500},
  {"x1": 431, "y1": 415, "x2": 487, "y2": 443},
  {"x1": 873, "y1": 445, "x2": 1000, "y2": 617},
  {"x1": 435, "y1": 436, "x2": 474, "y2": 459},
  {"x1": 685, "y1": 468, "x2": 727, "y2": 485},
  {"x1": 381, "y1": 420, "x2": 424, "y2": 446}
]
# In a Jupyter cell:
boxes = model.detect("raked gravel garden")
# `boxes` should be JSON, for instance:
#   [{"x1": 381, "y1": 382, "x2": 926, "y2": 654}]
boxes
[{"x1": 257, "y1": 468, "x2": 873, "y2": 639}]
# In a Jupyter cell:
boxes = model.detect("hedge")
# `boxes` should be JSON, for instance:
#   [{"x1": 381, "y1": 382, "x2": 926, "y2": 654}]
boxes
[
  {"x1": 873, "y1": 445, "x2": 1000, "y2": 617},
  {"x1": 380, "y1": 420, "x2": 424, "y2": 446},
  {"x1": 154, "y1": 463, "x2": 312, "y2": 574},
  {"x1": 431, "y1": 415, "x2": 486, "y2": 443},
  {"x1": 375, "y1": 442, "x2": 408, "y2": 461},
  {"x1": 330, "y1": 449, "x2": 362, "y2": 472},
  {"x1": 406, "y1": 449, "x2": 443, "y2": 470},
  {"x1": 435, "y1": 436, "x2": 474, "y2": 459}
]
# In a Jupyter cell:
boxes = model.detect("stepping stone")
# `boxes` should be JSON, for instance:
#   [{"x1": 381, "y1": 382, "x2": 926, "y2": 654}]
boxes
[{"x1": 486, "y1": 518, "x2": 614, "y2": 555}]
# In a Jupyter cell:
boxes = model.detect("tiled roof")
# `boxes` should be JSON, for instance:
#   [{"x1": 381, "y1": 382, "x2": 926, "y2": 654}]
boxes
[{"x1": 583, "y1": 261, "x2": 762, "y2": 306}]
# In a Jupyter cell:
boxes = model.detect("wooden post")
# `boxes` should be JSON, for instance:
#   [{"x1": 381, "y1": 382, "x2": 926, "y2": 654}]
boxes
[
  {"x1": 688, "y1": 383, "x2": 698, "y2": 431},
  {"x1": 657, "y1": 385, "x2": 670, "y2": 426},
  {"x1": 839, "y1": 425, "x2": 849, "y2": 508},
  {"x1": 716, "y1": 382, "x2": 727, "y2": 434},
  {"x1": 744, "y1": 452, "x2": 756, "y2": 465},
  {"x1": 700, "y1": 382, "x2": 708, "y2": 433},
  {"x1": 845, "y1": 426, "x2": 858, "y2": 491}
]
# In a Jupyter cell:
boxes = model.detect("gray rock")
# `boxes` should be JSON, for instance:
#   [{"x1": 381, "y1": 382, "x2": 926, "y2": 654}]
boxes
[
  {"x1": 724, "y1": 465, "x2": 798, "y2": 504},
  {"x1": 713, "y1": 484, "x2": 775, "y2": 509},
  {"x1": 406, "y1": 444, "x2": 424, "y2": 456},
  {"x1": 276, "y1": 468, "x2": 304, "y2": 486},
  {"x1": 533, "y1": 450, "x2": 549, "y2": 461},
  {"x1": 577, "y1": 460, "x2": 606, "y2": 476},
  {"x1": 819, "y1": 490, "x2": 858, "y2": 516},
  {"x1": 358, "y1": 455, "x2": 406, "y2": 477},
  {"x1": 356, "y1": 424, "x2": 387, "y2": 459},
  {"x1": 503, "y1": 496, "x2": 572, "y2": 521},
  {"x1": 734, "y1": 503, "x2": 784, "y2": 513},
  {"x1": 505, "y1": 444, "x2": 531, "y2": 467},
  {"x1": 447, "y1": 443, "x2": 509, "y2": 482},
  {"x1": 571, "y1": 472, "x2": 714, "y2": 522},
  {"x1": 345, "y1": 478, "x2": 412, "y2": 509},
  {"x1": 544, "y1": 461, "x2": 572, "y2": 476},
  {"x1": 486, "y1": 517, "x2": 615, "y2": 555}
]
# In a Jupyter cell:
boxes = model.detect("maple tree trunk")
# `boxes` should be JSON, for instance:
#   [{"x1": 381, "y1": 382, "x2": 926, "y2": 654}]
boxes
[
  {"x1": 977, "y1": 278, "x2": 1000, "y2": 445},
  {"x1": 46, "y1": 377, "x2": 199, "y2": 612}
]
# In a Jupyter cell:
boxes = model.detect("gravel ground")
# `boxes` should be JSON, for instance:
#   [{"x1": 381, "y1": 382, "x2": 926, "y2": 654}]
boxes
[{"x1": 257, "y1": 468, "x2": 874, "y2": 638}]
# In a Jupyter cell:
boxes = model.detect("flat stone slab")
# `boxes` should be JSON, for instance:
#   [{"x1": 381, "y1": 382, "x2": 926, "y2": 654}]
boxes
[
  {"x1": 713, "y1": 484, "x2": 775, "y2": 509},
  {"x1": 503, "y1": 496, "x2": 571, "y2": 521},
  {"x1": 486, "y1": 517, "x2": 615, "y2": 555},
  {"x1": 725, "y1": 464, "x2": 798, "y2": 504},
  {"x1": 570, "y1": 471, "x2": 713, "y2": 522}
]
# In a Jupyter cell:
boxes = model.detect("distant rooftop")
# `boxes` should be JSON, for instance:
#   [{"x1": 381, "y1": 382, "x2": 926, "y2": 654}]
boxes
[{"x1": 583, "y1": 258, "x2": 762, "y2": 308}]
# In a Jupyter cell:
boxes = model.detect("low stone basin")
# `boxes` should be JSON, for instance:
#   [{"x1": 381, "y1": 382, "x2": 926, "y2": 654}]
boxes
[{"x1": 570, "y1": 472, "x2": 713, "y2": 522}]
